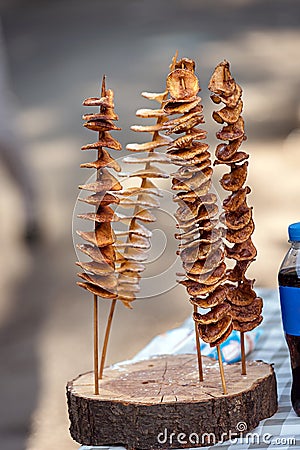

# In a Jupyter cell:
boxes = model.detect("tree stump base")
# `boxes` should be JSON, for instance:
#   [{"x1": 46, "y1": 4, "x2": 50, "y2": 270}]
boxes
[{"x1": 67, "y1": 354, "x2": 277, "y2": 449}]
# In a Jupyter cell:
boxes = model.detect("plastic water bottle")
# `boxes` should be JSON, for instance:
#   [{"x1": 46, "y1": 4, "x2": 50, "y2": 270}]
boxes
[{"x1": 278, "y1": 222, "x2": 300, "y2": 416}]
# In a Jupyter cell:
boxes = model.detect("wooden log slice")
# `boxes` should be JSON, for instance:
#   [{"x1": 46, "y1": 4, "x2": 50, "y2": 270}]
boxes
[{"x1": 67, "y1": 354, "x2": 277, "y2": 449}]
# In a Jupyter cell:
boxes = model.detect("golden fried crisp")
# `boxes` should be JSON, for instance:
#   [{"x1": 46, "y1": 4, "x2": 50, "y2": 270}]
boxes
[
  {"x1": 233, "y1": 315, "x2": 263, "y2": 332},
  {"x1": 226, "y1": 260, "x2": 251, "y2": 282},
  {"x1": 167, "y1": 145, "x2": 209, "y2": 161},
  {"x1": 213, "y1": 99, "x2": 243, "y2": 124},
  {"x1": 215, "y1": 136, "x2": 245, "y2": 161},
  {"x1": 79, "y1": 192, "x2": 120, "y2": 207},
  {"x1": 81, "y1": 134, "x2": 122, "y2": 151},
  {"x1": 222, "y1": 186, "x2": 251, "y2": 211},
  {"x1": 193, "y1": 302, "x2": 231, "y2": 324},
  {"x1": 78, "y1": 272, "x2": 117, "y2": 291},
  {"x1": 172, "y1": 167, "x2": 213, "y2": 191},
  {"x1": 174, "y1": 57, "x2": 196, "y2": 72},
  {"x1": 77, "y1": 282, "x2": 118, "y2": 299},
  {"x1": 80, "y1": 149, "x2": 121, "y2": 172},
  {"x1": 185, "y1": 276, "x2": 227, "y2": 297},
  {"x1": 116, "y1": 234, "x2": 150, "y2": 250},
  {"x1": 163, "y1": 97, "x2": 201, "y2": 114},
  {"x1": 220, "y1": 162, "x2": 248, "y2": 191},
  {"x1": 218, "y1": 83, "x2": 242, "y2": 108},
  {"x1": 83, "y1": 95, "x2": 113, "y2": 108},
  {"x1": 230, "y1": 297, "x2": 263, "y2": 322},
  {"x1": 221, "y1": 202, "x2": 252, "y2": 230},
  {"x1": 226, "y1": 279, "x2": 256, "y2": 306},
  {"x1": 198, "y1": 314, "x2": 232, "y2": 344},
  {"x1": 141, "y1": 90, "x2": 168, "y2": 103},
  {"x1": 186, "y1": 262, "x2": 226, "y2": 285},
  {"x1": 190, "y1": 285, "x2": 228, "y2": 308},
  {"x1": 79, "y1": 168, "x2": 122, "y2": 192},
  {"x1": 123, "y1": 153, "x2": 170, "y2": 164},
  {"x1": 183, "y1": 247, "x2": 224, "y2": 273},
  {"x1": 126, "y1": 134, "x2": 172, "y2": 152},
  {"x1": 167, "y1": 68, "x2": 199, "y2": 100},
  {"x1": 76, "y1": 227, "x2": 115, "y2": 247},
  {"x1": 216, "y1": 117, "x2": 245, "y2": 141},
  {"x1": 129, "y1": 165, "x2": 169, "y2": 179},
  {"x1": 77, "y1": 243, "x2": 115, "y2": 266},
  {"x1": 116, "y1": 261, "x2": 145, "y2": 273},
  {"x1": 226, "y1": 237, "x2": 257, "y2": 261},
  {"x1": 215, "y1": 151, "x2": 249, "y2": 165},
  {"x1": 76, "y1": 260, "x2": 114, "y2": 275},
  {"x1": 225, "y1": 219, "x2": 254, "y2": 243},
  {"x1": 171, "y1": 131, "x2": 208, "y2": 148},
  {"x1": 210, "y1": 323, "x2": 233, "y2": 347},
  {"x1": 208, "y1": 60, "x2": 236, "y2": 96},
  {"x1": 84, "y1": 119, "x2": 121, "y2": 133}
]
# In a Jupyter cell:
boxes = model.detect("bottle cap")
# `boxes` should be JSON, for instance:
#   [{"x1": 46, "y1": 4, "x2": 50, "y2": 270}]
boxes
[{"x1": 288, "y1": 222, "x2": 300, "y2": 242}]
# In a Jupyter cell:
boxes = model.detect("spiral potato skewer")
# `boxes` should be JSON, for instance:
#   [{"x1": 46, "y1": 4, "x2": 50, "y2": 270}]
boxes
[{"x1": 209, "y1": 60, "x2": 263, "y2": 373}]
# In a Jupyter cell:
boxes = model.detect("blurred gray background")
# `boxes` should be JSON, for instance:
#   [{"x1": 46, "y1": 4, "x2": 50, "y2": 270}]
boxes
[{"x1": 0, "y1": 0, "x2": 300, "y2": 449}]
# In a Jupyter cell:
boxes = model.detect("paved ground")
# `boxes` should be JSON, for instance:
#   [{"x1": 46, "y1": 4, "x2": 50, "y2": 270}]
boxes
[{"x1": 0, "y1": 1, "x2": 300, "y2": 449}]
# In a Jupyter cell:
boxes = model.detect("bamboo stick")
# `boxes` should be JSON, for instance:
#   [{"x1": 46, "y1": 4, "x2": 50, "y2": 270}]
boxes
[
  {"x1": 99, "y1": 299, "x2": 117, "y2": 379},
  {"x1": 93, "y1": 294, "x2": 99, "y2": 395},
  {"x1": 240, "y1": 331, "x2": 247, "y2": 375},
  {"x1": 217, "y1": 345, "x2": 227, "y2": 395},
  {"x1": 193, "y1": 305, "x2": 203, "y2": 382}
]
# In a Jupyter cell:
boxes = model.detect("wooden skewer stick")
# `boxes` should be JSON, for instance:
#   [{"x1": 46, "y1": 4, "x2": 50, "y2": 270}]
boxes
[
  {"x1": 217, "y1": 344, "x2": 227, "y2": 395},
  {"x1": 93, "y1": 294, "x2": 99, "y2": 395},
  {"x1": 240, "y1": 331, "x2": 247, "y2": 375},
  {"x1": 193, "y1": 305, "x2": 203, "y2": 382},
  {"x1": 99, "y1": 299, "x2": 117, "y2": 379}
]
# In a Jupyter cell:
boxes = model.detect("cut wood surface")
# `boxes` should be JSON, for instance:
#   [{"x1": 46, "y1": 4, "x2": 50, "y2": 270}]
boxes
[{"x1": 67, "y1": 354, "x2": 277, "y2": 449}]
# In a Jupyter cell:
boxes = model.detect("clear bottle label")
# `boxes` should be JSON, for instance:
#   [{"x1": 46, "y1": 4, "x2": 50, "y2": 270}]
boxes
[{"x1": 279, "y1": 286, "x2": 300, "y2": 336}]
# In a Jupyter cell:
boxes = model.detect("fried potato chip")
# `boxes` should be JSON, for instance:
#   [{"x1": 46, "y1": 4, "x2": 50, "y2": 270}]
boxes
[
  {"x1": 77, "y1": 282, "x2": 117, "y2": 299},
  {"x1": 141, "y1": 91, "x2": 168, "y2": 103},
  {"x1": 170, "y1": 131, "x2": 208, "y2": 148},
  {"x1": 84, "y1": 119, "x2": 121, "y2": 132},
  {"x1": 79, "y1": 169, "x2": 122, "y2": 192},
  {"x1": 80, "y1": 148, "x2": 121, "y2": 172},
  {"x1": 165, "y1": 115, "x2": 204, "y2": 134},
  {"x1": 174, "y1": 57, "x2": 195, "y2": 72},
  {"x1": 81, "y1": 134, "x2": 122, "y2": 151},
  {"x1": 226, "y1": 238, "x2": 257, "y2": 261},
  {"x1": 190, "y1": 285, "x2": 228, "y2": 309},
  {"x1": 226, "y1": 279, "x2": 256, "y2": 306},
  {"x1": 117, "y1": 209, "x2": 156, "y2": 223},
  {"x1": 233, "y1": 315, "x2": 263, "y2": 332},
  {"x1": 183, "y1": 247, "x2": 224, "y2": 274},
  {"x1": 172, "y1": 168, "x2": 213, "y2": 191},
  {"x1": 136, "y1": 108, "x2": 166, "y2": 118},
  {"x1": 77, "y1": 243, "x2": 115, "y2": 266},
  {"x1": 208, "y1": 60, "x2": 236, "y2": 96},
  {"x1": 167, "y1": 69, "x2": 199, "y2": 100},
  {"x1": 225, "y1": 219, "x2": 254, "y2": 243},
  {"x1": 163, "y1": 97, "x2": 201, "y2": 114},
  {"x1": 226, "y1": 260, "x2": 251, "y2": 282},
  {"x1": 213, "y1": 99, "x2": 243, "y2": 125},
  {"x1": 215, "y1": 137, "x2": 244, "y2": 161},
  {"x1": 218, "y1": 83, "x2": 242, "y2": 108},
  {"x1": 186, "y1": 262, "x2": 226, "y2": 285},
  {"x1": 214, "y1": 151, "x2": 249, "y2": 165},
  {"x1": 115, "y1": 234, "x2": 150, "y2": 250},
  {"x1": 76, "y1": 260, "x2": 114, "y2": 275},
  {"x1": 230, "y1": 297, "x2": 263, "y2": 322},
  {"x1": 83, "y1": 96, "x2": 113, "y2": 108},
  {"x1": 79, "y1": 192, "x2": 120, "y2": 206},
  {"x1": 76, "y1": 226, "x2": 115, "y2": 247},
  {"x1": 222, "y1": 186, "x2": 251, "y2": 211},
  {"x1": 210, "y1": 323, "x2": 233, "y2": 347},
  {"x1": 198, "y1": 314, "x2": 232, "y2": 344},
  {"x1": 193, "y1": 302, "x2": 230, "y2": 324},
  {"x1": 220, "y1": 162, "x2": 248, "y2": 191},
  {"x1": 216, "y1": 117, "x2": 245, "y2": 141},
  {"x1": 130, "y1": 123, "x2": 166, "y2": 133},
  {"x1": 123, "y1": 153, "x2": 170, "y2": 164},
  {"x1": 83, "y1": 110, "x2": 119, "y2": 121},
  {"x1": 78, "y1": 272, "x2": 117, "y2": 291},
  {"x1": 183, "y1": 276, "x2": 227, "y2": 296},
  {"x1": 126, "y1": 134, "x2": 172, "y2": 152},
  {"x1": 129, "y1": 165, "x2": 169, "y2": 179},
  {"x1": 221, "y1": 203, "x2": 252, "y2": 230}
]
